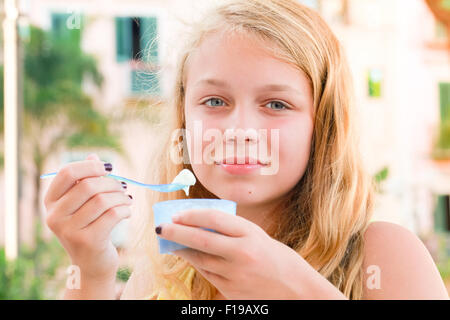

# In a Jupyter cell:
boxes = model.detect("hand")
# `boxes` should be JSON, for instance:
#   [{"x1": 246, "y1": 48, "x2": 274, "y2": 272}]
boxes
[
  {"x1": 44, "y1": 153, "x2": 133, "y2": 281},
  {"x1": 156, "y1": 209, "x2": 310, "y2": 300}
]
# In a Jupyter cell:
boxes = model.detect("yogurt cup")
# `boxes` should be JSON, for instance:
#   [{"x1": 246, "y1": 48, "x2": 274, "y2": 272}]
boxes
[{"x1": 152, "y1": 198, "x2": 237, "y2": 254}]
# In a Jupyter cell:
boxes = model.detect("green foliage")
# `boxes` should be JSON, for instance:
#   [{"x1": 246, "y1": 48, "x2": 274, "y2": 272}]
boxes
[
  {"x1": 0, "y1": 65, "x2": 4, "y2": 169},
  {"x1": 432, "y1": 119, "x2": 450, "y2": 160},
  {"x1": 0, "y1": 222, "x2": 69, "y2": 299},
  {"x1": 438, "y1": 120, "x2": 450, "y2": 149},
  {"x1": 374, "y1": 166, "x2": 389, "y2": 184},
  {"x1": 442, "y1": 0, "x2": 450, "y2": 10},
  {"x1": 373, "y1": 166, "x2": 389, "y2": 194},
  {"x1": 438, "y1": 258, "x2": 450, "y2": 280},
  {"x1": 368, "y1": 69, "x2": 382, "y2": 98},
  {"x1": 435, "y1": 232, "x2": 450, "y2": 280},
  {"x1": 22, "y1": 27, "x2": 108, "y2": 138},
  {"x1": 0, "y1": 65, "x2": 3, "y2": 135},
  {"x1": 116, "y1": 266, "x2": 132, "y2": 283},
  {"x1": 0, "y1": 24, "x2": 124, "y2": 171}
]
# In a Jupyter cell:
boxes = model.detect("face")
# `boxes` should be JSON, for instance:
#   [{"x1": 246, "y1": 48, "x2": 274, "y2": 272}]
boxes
[{"x1": 183, "y1": 31, "x2": 314, "y2": 208}]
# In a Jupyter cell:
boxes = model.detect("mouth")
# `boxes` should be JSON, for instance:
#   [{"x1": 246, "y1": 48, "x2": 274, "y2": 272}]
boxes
[{"x1": 214, "y1": 157, "x2": 270, "y2": 166}]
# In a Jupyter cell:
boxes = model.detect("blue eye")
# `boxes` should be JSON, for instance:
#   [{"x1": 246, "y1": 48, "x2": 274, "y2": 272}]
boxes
[
  {"x1": 266, "y1": 101, "x2": 289, "y2": 110},
  {"x1": 203, "y1": 98, "x2": 290, "y2": 111},
  {"x1": 204, "y1": 98, "x2": 225, "y2": 107}
]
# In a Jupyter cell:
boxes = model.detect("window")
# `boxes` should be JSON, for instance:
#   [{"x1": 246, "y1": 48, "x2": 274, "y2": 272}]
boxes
[
  {"x1": 115, "y1": 17, "x2": 132, "y2": 62},
  {"x1": 434, "y1": 195, "x2": 450, "y2": 233},
  {"x1": 115, "y1": 16, "x2": 159, "y2": 95},
  {"x1": 115, "y1": 16, "x2": 158, "y2": 63},
  {"x1": 51, "y1": 13, "x2": 70, "y2": 35},
  {"x1": 140, "y1": 17, "x2": 159, "y2": 63},
  {"x1": 131, "y1": 69, "x2": 160, "y2": 95}
]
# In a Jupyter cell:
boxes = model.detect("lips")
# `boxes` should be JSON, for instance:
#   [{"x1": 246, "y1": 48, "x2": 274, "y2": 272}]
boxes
[{"x1": 214, "y1": 156, "x2": 269, "y2": 166}]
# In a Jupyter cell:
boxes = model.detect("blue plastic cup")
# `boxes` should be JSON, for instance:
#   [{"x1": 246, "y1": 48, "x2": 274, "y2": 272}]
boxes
[{"x1": 153, "y1": 198, "x2": 237, "y2": 254}]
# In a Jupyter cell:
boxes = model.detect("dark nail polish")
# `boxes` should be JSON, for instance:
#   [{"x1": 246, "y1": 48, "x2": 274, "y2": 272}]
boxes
[
  {"x1": 155, "y1": 226, "x2": 162, "y2": 235},
  {"x1": 121, "y1": 181, "x2": 127, "y2": 189},
  {"x1": 128, "y1": 194, "x2": 133, "y2": 199},
  {"x1": 104, "y1": 163, "x2": 112, "y2": 172}
]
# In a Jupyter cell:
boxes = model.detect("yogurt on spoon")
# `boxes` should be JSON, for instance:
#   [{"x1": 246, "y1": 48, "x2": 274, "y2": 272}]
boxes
[{"x1": 171, "y1": 169, "x2": 196, "y2": 196}]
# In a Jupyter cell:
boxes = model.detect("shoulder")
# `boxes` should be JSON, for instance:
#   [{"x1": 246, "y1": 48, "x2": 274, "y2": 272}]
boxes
[
  {"x1": 361, "y1": 221, "x2": 449, "y2": 299},
  {"x1": 363, "y1": 221, "x2": 422, "y2": 254}
]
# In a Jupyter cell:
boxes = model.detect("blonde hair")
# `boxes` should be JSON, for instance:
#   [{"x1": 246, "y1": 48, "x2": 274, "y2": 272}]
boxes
[{"x1": 129, "y1": 0, "x2": 375, "y2": 300}]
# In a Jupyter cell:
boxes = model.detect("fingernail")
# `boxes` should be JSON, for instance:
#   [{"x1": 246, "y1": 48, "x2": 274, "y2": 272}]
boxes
[
  {"x1": 155, "y1": 226, "x2": 162, "y2": 235},
  {"x1": 104, "y1": 163, "x2": 112, "y2": 172},
  {"x1": 128, "y1": 194, "x2": 133, "y2": 200},
  {"x1": 121, "y1": 182, "x2": 127, "y2": 189}
]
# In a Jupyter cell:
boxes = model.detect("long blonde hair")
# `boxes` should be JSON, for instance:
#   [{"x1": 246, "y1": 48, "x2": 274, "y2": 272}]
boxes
[{"x1": 128, "y1": 0, "x2": 375, "y2": 300}]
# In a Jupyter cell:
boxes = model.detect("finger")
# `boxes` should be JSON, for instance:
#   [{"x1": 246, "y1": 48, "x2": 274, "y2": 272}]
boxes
[
  {"x1": 199, "y1": 269, "x2": 228, "y2": 289},
  {"x1": 173, "y1": 249, "x2": 230, "y2": 289},
  {"x1": 53, "y1": 176, "x2": 127, "y2": 218},
  {"x1": 45, "y1": 158, "x2": 109, "y2": 203},
  {"x1": 86, "y1": 153, "x2": 101, "y2": 161},
  {"x1": 84, "y1": 204, "x2": 132, "y2": 241},
  {"x1": 171, "y1": 209, "x2": 254, "y2": 237},
  {"x1": 157, "y1": 222, "x2": 234, "y2": 259},
  {"x1": 70, "y1": 191, "x2": 132, "y2": 229},
  {"x1": 172, "y1": 248, "x2": 230, "y2": 278}
]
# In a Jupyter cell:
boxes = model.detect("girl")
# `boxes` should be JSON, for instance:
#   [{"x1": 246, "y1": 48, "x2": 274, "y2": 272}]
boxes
[{"x1": 45, "y1": 0, "x2": 449, "y2": 300}]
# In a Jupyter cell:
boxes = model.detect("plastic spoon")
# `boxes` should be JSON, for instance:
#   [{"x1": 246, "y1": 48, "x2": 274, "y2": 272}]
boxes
[{"x1": 40, "y1": 168, "x2": 196, "y2": 196}]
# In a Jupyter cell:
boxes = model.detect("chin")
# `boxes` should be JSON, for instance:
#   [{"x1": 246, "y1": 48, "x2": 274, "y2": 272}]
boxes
[{"x1": 209, "y1": 187, "x2": 266, "y2": 204}]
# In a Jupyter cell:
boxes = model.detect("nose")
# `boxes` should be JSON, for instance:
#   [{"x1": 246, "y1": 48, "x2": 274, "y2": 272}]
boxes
[
  {"x1": 222, "y1": 104, "x2": 260, "y2": 144},
  {"x1": 223, "y1": 127, "x2": 258, "y2": 144}
]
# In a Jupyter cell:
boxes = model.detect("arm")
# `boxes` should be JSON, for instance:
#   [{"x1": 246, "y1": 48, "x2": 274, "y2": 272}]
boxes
[
  {"x1": 119, "y1": 271, "x2": 138, "y2": 300},
  {"x1": 293, "y1": 260, "x2": 348, "y2": 299},
  {"x1": 63, "y1": 273, "x2": 117, "y2": 300},
  {"x1": 362, "y1": 221, "x2": 449, "y2": 299},
  {"x1": 120, "y1": 266, "x2": 155, "y2": 300}
]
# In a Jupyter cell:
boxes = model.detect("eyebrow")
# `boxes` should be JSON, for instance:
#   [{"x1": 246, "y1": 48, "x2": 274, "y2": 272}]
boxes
[{"x1": 194, "y1": 78, "x2": 304, "y2": 96}]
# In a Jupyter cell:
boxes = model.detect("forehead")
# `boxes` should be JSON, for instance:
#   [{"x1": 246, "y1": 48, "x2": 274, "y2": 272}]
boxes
[{"x1": 184, "y1": 31, "x2": 310, "y2": 91}]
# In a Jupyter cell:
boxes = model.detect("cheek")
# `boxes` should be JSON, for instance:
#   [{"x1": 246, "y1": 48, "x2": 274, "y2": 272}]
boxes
[
  {"x1": 271, "y1": 117, "x2": 313, "y2": 185},
  {"x1": 185, "y1": 120, "x2": 220, "y2": 166},
  {"x1": 281, "y1": 124, "x2": 312, "y2": 164}
]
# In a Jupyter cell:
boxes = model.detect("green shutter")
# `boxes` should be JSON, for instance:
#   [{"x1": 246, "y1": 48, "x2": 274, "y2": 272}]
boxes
[
  {"x1": 139, "y1": 17, "x2": 158, "y2": 63},
  {"x1": 115, "y1": 17, "x2": 132, "y2": 62},
  {"x1": 51, "y1": 13, "x2": 69, "y2": 36},
  {"x1": 439, "y1": 82, "x2": 450, "y2": 123},
  {"x1": 434, "y1": 195, "x2": 450, "y2": 233},
  {"x1": 51, "y1": 12, "x2": 82, "y2": 42}
]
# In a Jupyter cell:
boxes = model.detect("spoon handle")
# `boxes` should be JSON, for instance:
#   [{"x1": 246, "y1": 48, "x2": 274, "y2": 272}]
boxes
[{"x1": 39, "y1": 172, "x2": 186, "y2": 193}]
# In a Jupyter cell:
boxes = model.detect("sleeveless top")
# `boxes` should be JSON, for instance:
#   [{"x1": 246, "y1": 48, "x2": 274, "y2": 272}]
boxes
[{"x1": 143, "y1": 265, "x2": 196, "y2": 300}]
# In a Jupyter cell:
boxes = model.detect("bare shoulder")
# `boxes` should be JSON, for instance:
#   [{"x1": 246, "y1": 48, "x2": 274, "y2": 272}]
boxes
[{"x1": 361, "y1": 221, "x2": 449, "y2": 300}]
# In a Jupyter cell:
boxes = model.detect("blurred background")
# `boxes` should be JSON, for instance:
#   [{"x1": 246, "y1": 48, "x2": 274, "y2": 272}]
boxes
[{"x1": 0, "y1": 0, "x2": 449, "y2": 299}]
